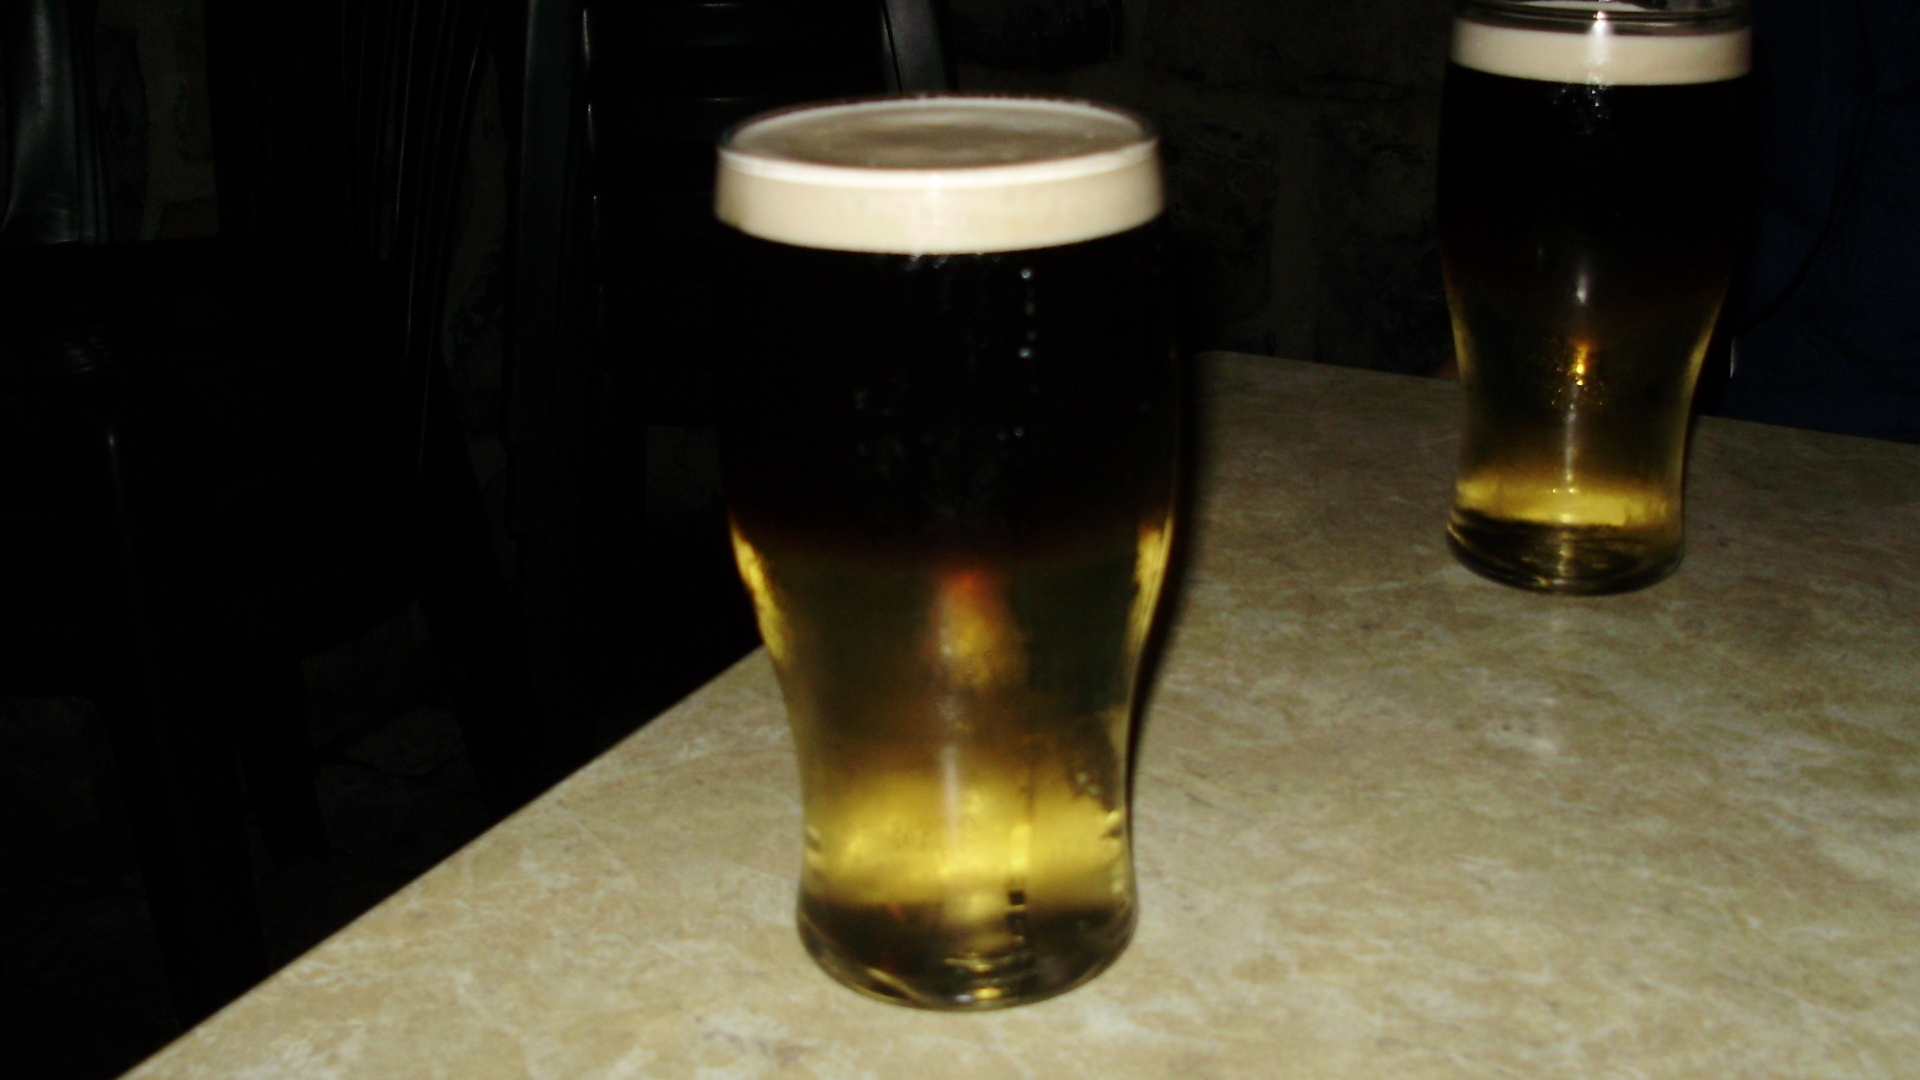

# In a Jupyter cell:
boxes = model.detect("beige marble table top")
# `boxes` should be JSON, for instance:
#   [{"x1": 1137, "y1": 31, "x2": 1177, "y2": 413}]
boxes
[{"x1": 128, "y1": 353, "x2": 1920, "y2": 1079}]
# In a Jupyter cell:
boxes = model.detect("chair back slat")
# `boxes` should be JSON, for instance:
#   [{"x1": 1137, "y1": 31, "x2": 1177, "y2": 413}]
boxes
[
  {"x1": 200, "y1": 0, "x2": 492, "y2": 371},
  {"x1": 1, "y1": 0, "x2": 111, "y2": 247}
]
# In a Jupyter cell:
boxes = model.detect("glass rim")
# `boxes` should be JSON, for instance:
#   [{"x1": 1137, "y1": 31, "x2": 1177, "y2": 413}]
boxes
[
  {"x1": 1456, "y1": 0, "x2": 1750, "y2": 32},
  {"x1": 713, "y1": 93, "x2": 1166, "y2": 255},
  {"x1": 718, "y1": 94, "x2": 1161, "y2": 185}
]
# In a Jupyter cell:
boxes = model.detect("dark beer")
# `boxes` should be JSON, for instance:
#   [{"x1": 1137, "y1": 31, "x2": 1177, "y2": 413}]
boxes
[
  {"x1": 1439, "y1": 1, "x2": 1750, "y2": 593},
  {"x1": 715, "y1": 98, "x2": 1175, "y2": 1009}
]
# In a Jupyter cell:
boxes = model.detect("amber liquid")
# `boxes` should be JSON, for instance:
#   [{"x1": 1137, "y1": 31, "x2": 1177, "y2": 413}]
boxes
[
  {"x1": 1438, "y1": 64, "x2": 1747, "y2": 593},
  {"x1": 732, "y1": 515, "x2": 1170, "y2": 1008},
  {"x1": 719, "y1": 226, "x2": 1178, "y2": 1007}
]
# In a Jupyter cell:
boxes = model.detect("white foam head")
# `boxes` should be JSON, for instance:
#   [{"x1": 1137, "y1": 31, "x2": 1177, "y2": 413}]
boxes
[
  {"x1": 715, "y1": 97, "x2": 1163, "y2": 255},
  {"x1": 1452, "y1": 2, "x2": 1750, "y2": 86}
]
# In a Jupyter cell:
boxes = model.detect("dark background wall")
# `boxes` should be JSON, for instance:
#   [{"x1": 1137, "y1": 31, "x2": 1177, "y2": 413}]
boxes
[
  {"x1": 955, "y1": 0, "x2": 1455, "y2": 374},
  {"x1": 90, "y1": 0, "x2": 219, "y2": 238},
  {"x1": 93, "y1": 0, "x2": 1459, "y2": 381},
  {"x1": 24, "y1": 0, "x2": 1468, "y2": 768},
  {"x1": 1, "y1": 5, "x2": 1456, "y2": 1075}
]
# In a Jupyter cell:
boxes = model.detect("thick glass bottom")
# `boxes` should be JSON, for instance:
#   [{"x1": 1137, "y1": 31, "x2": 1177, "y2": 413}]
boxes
[
  {"x1": 1447, "y1": 508, "x2": 1681, "y2": 595},
  {"x1": 798, "y1": 897, "x2": 1134, "y2": 1011}
]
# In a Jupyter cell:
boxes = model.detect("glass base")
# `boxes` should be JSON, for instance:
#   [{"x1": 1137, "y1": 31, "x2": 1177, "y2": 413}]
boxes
[
  {"x1": 797, "y1": 901, "x2": 1134, "y2": 1011},
  {"x1": 1447, "y1": 509, "x2": 1681, "y2": 595}
]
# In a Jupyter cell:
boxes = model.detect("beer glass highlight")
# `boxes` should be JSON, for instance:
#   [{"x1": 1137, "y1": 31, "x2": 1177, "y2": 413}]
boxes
[
  {"x1": 714, "y1": 98, "x2": 1176, "y2": 1009},
  {"x1": 1439, "y1": 0, "x2": 1750, "y2": 593}
]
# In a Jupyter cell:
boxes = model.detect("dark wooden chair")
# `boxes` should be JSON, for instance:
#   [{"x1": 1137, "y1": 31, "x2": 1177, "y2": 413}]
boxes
[
  {"x1": 495, "y1": 0, "x2": 950, "y2": 717},
  {"x1": 0, "y1": 0, "x2": 586, "y2": 1025}
]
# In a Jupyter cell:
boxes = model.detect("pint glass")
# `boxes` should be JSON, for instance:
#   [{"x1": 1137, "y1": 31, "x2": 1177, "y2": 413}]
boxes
[
  {"x1": 1439, "y1": 0, "x2": 1750, "y2": 593},
  {"x1": 714, "y1": 98, "x2": 1176, "y2": 1009}
]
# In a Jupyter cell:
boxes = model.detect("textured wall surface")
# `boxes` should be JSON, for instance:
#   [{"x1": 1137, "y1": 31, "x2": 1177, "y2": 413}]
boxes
[{"x1": 961, "y1": 0, "x2": 1455, "y2": 374}]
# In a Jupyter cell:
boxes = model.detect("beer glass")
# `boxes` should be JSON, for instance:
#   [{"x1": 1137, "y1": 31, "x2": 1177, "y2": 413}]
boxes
[
  {"x1": 1439, "y1": 0, "x2": 1751, "y2": 593},
  {"x1": 713, "y1": 98, "x2": 1176, "y2": 1009}
]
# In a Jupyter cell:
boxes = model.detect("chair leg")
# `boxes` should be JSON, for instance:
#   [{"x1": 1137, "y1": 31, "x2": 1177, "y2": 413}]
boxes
[
  {"x1": 97, "y1": 670, "x2": 268, "y2": 1026},
  {"x1": 230, "y1": 660, "x2": 331, "y2": 869},
  {"x1": 92, "y1": 407, "x2": 268, "y2": 1025},
  {"x1": 415, "y1": 360, "x2": 592, "y2": 817}
]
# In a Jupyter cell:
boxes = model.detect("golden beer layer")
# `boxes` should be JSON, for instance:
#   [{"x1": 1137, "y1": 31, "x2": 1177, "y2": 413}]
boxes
[{"x1": 731, "y1": 513, "x2": 1172, "y2": 1008}]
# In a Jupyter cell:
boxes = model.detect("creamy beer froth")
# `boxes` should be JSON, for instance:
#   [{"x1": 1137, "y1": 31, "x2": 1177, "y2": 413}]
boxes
[
  {"x1": 1452, "y1": 16, "x2": 1749, "y2": 85},
  {"x1": 716, "y1": 97, "x2": 1163, "y2": 254}
]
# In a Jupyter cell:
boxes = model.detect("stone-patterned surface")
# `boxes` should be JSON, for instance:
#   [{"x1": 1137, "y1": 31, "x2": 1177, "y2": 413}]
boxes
[{"x1": 126, "y1": 354, "x2": 1920, "y2": 1079}]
